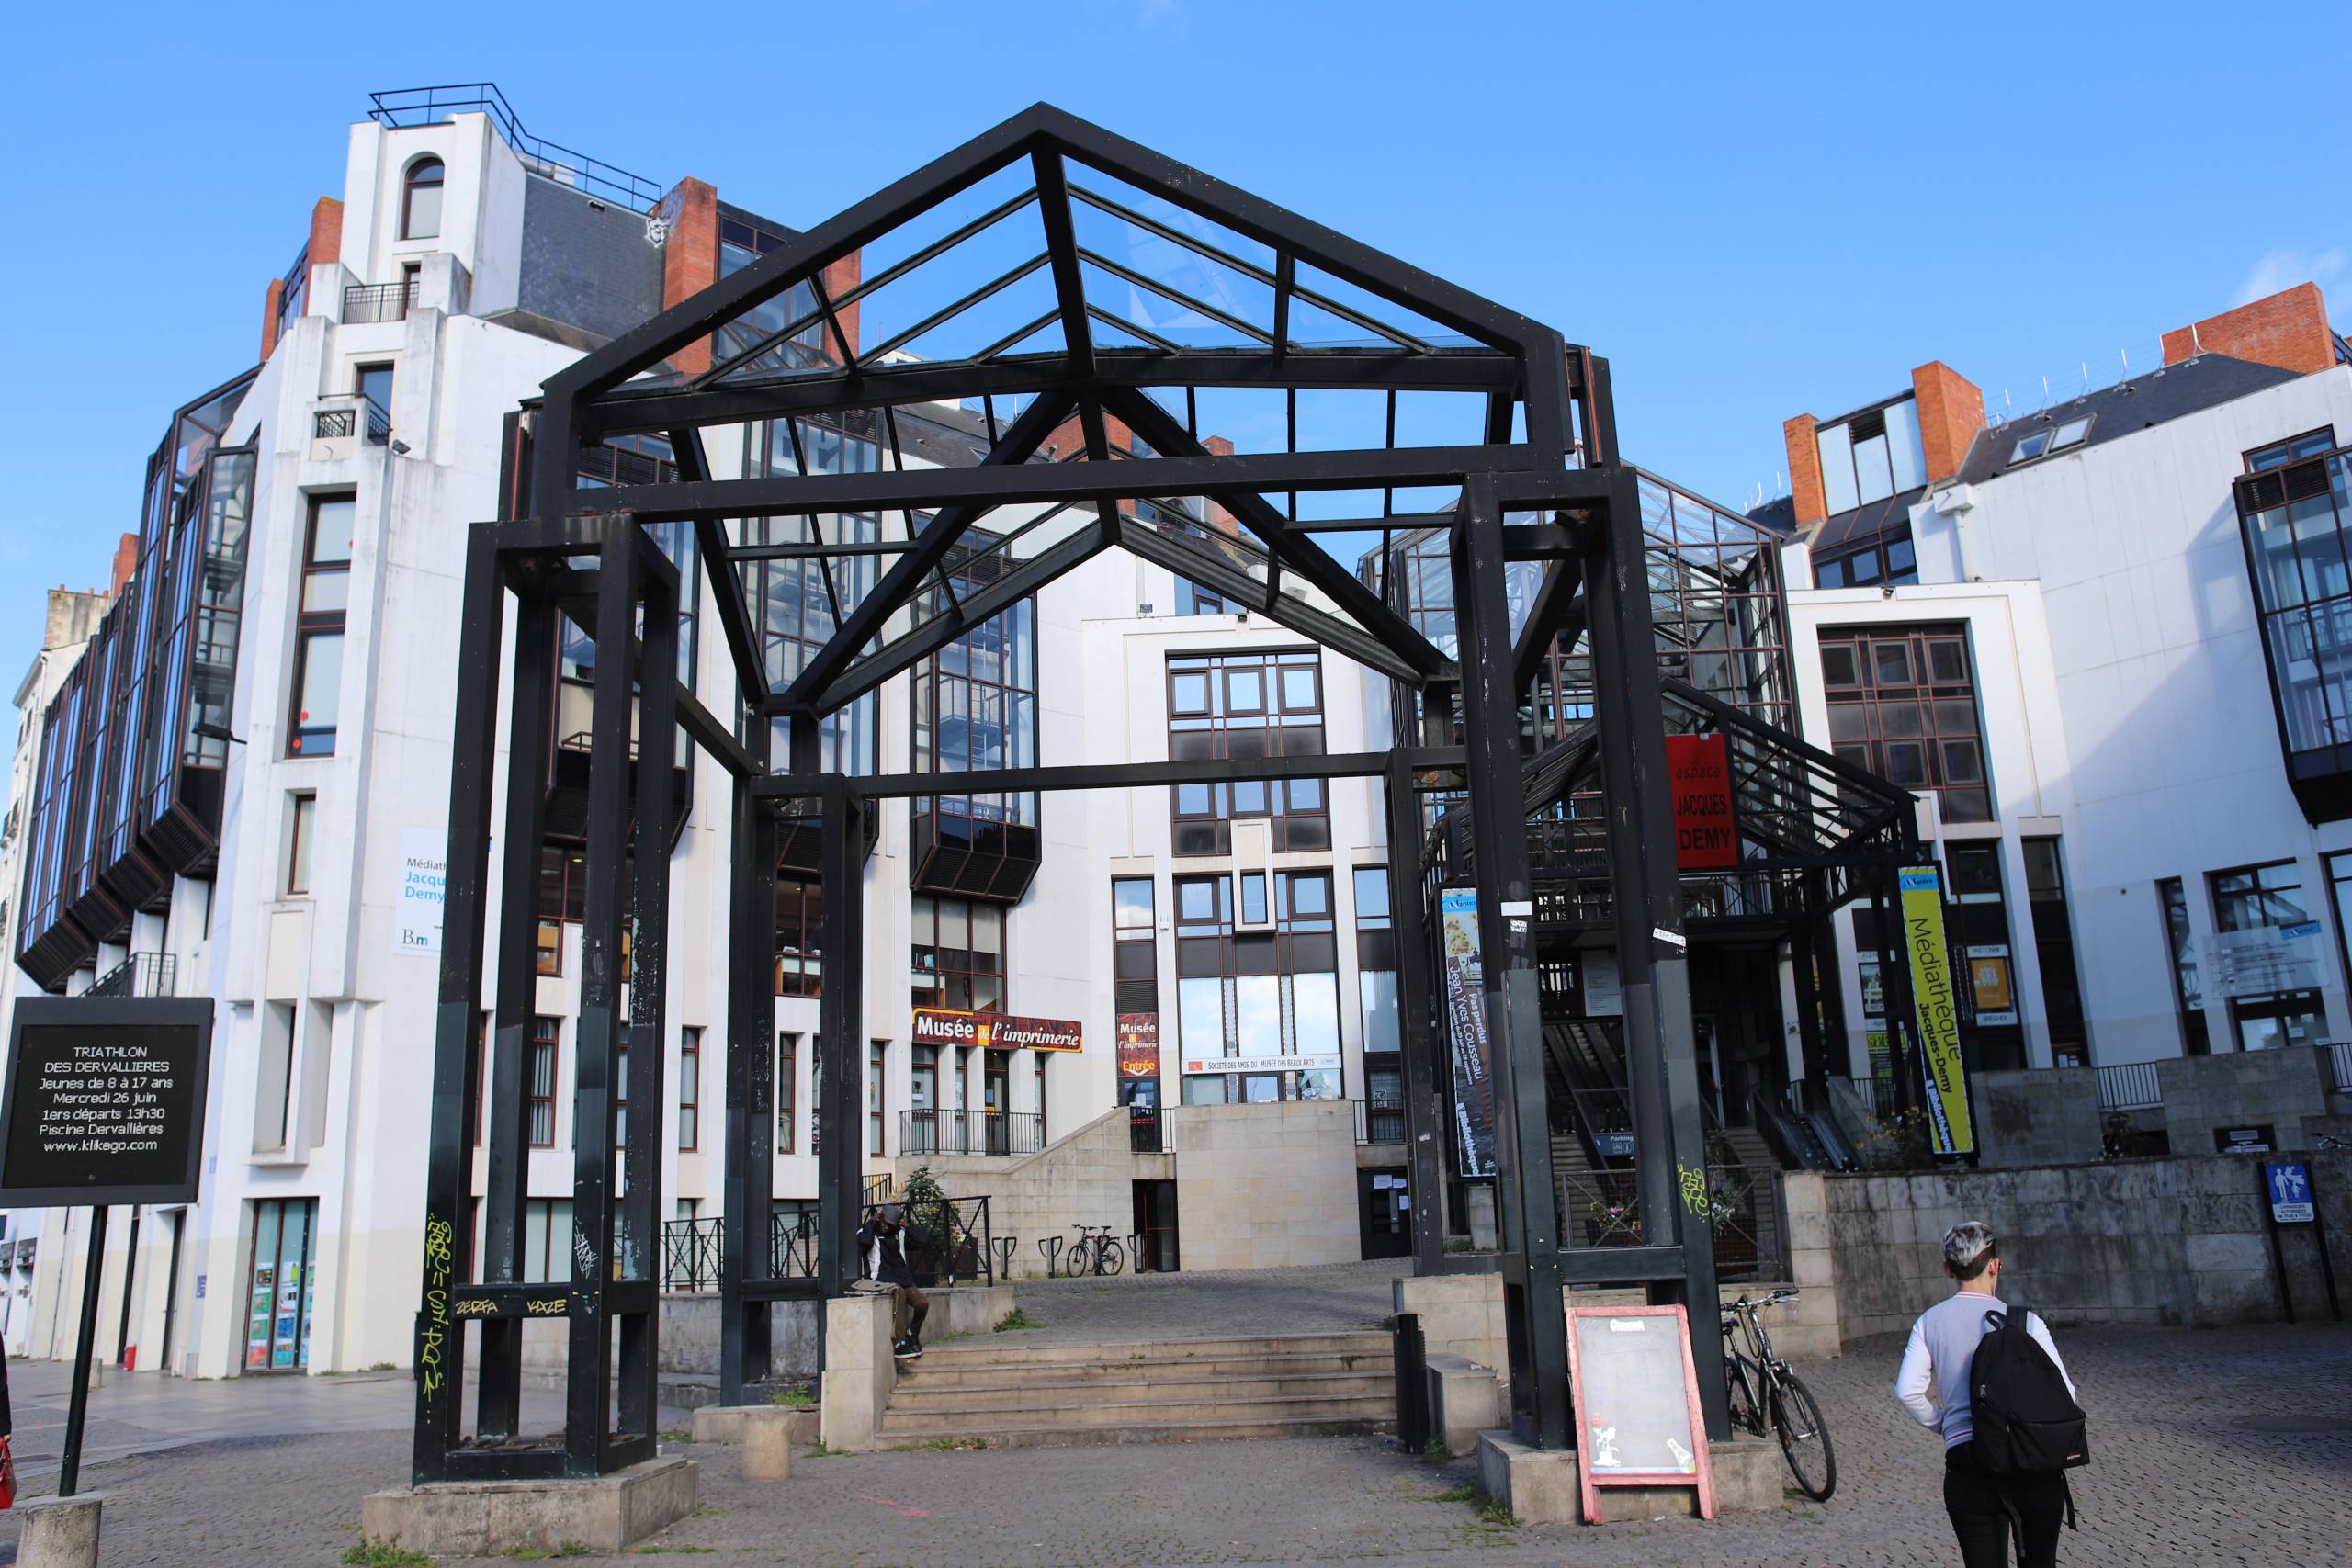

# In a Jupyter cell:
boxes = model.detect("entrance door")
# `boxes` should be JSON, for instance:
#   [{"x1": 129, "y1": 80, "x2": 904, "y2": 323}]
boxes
[
  {"x1": 1132, "y1": 1179, "x2": 1179, "y2": 1273},
  {"x1": 1359, "y1": 1168, "x2": 1409, "y2": 1259},
  {"x1": 984, "y1": 1053, "x2": 1010, "y2": 1155},
  {"x1": 245, "y1": 1199, "x2": 318, "y2": 1372}
]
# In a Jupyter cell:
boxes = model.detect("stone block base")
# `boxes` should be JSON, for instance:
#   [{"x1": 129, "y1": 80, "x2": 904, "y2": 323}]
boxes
[
  {"x1": 1476, "y1": 1430, "x2": 1783, "y2": 1525},
  {"x1": 361, "y1": 1456, "x2": 698, "y2": 1555},
  {"x1": 17, "y1": 1493, "x2": 104, "y2": 1568},
  {"x1": 1424, "y1": 1355, "x2": 1502, "y2": 1457},
  {"x1": 692, "y1": 1404, "x2": 821, "y2": 1447}
]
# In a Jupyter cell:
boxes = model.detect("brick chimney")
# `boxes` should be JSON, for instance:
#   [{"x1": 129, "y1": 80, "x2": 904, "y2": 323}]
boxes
[
  {"x1": 660, "y1": 178, "x2": 721, "y2": 376},
  {"x1": 2163, "y1": 282, "x2": 2337, "y2": 377},
  {"x1": 109, "y1": 534, "x2": 138, "y2": 595},
  {"x1": 1910, "y1": 361, "x2": 1984, "y2": 482},
  {"x1": 1783, "y1": 414, "x2": 1826, "y2": 527}
]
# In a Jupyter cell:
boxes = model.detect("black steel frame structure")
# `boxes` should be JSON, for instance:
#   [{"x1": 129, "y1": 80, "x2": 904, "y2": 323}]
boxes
[{"x1": 414, "y1": 103, "x2": 1753, "y2": 1481}]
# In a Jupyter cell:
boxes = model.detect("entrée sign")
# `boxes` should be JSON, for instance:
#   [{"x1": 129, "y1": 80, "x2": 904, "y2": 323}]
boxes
[{"x1": 911, "y1": 1008, "x2": 1082, "y2": 1052}]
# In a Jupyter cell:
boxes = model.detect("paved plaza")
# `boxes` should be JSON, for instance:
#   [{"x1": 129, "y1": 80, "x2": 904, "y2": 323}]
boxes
[{"x1": 0, "y1": 1319, "x2": 2343, "y2": 1564}]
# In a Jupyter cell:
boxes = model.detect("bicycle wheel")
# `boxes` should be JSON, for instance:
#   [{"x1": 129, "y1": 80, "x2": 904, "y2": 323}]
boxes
[
  {"x1": 1069, "y1": 1234, "x2": 1093, "y2": 1276},
  {"x1": 1769, "y1": 1371, "x2": 1837, "y2": 1502},
  {"x1": 1722, "y1": 1356, "x2": 1762, "y2": 1438},
  {"x1": 1099, "y1": 1239, "x2": 1125, "y2": 1277}
]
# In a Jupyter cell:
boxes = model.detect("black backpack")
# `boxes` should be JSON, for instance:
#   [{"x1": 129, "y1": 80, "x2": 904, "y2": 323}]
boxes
[{"x1": 1971, "y1": 1303, "x2": 2088, "y2": 1474}]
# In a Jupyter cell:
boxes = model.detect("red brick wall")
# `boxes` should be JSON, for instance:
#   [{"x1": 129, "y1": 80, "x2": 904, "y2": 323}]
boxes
[
  {"x1": 1784, "y1": 414, "x2": 1826, "y2": 527},
  {"x1": 1910, "y1": 361, "x2": 1984, "y2": 482},
  {"x1": 308, "y1": 197, "x2": 344, "y2": 270},
  {"x1": 661, "y1": 178, "x2": 721, "y2": 376},
  {"x1": 822, "y1": 254, "x2": 861, "y2": 360},
  {"x1": 260, "y1": 278, "x2": 287, "y2": 362},
  {"x1": 108, "y1": 534, "x2": 138, "y2": 594},
  {"x1": 2162, "y1": 283, "x2": 2336, "y2": 377}
]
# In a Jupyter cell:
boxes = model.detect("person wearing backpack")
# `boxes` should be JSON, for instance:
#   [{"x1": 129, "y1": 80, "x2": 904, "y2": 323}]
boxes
[{"x1": 1895, "y1": 1221, "x2": 2085, "y2": 1567}]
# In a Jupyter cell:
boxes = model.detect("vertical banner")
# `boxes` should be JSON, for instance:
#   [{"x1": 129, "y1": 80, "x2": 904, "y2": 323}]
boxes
[
  {"x1": 1114, "y1": 1014, "x2": 1159, "y2": 1079},
  {"x1": 1441, "y1": 889, "x2": 1497, "y2": 1177},
  {"x1": 1665, "y1": 733, "x2": 1739, "y2": 870},
  {"x1": 1901, "y1": 863, "x2": 1973, "y2": 1156}
]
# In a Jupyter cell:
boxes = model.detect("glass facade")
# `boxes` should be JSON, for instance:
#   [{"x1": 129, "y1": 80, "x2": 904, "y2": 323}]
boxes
[
  {"x1": 1167, "y1": 650, "x2": 1328, "y2": 854},
  {"x1": 1815, "y1": 397, "x2": 1926, "y2": 514},
  {"x1": 2156, "y1": 877, "x2": 2210, "y2": 1055},
  {"x1": 2209, "y1": 862, "x2": 2326, "y2": 1051},
  {"x1": 1819, "y1": 625, "x2": 1992, "y2": 824},
  {"x1": 910, "y1": 524, "x2": 1041, "y2": 899},
  {"x1": 1174, "y1": 870, "x2": 1341, "y2": 1105},
  {"x1": 16, "y1": 370, "x2": 257, "y2": 991},
  {"x1": 2233, "y1": 434, "x2": 2352, "y2": 818}
]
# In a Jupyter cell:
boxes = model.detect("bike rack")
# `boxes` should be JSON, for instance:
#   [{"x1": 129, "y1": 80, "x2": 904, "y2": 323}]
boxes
[
  {"x1": 1037, "y1": 1235, "x2": 1066, "y2": 1279},
  {"x1": 990, "y1": 1235, "x2": 1018, "y2": 1281}
]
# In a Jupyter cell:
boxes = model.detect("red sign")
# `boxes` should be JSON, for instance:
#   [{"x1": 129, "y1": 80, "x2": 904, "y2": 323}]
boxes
[
  {"x1": 911, "y1": 1008, "x2": 1082, "y2": 1052},
  {"x1": 1666, "y1": 733, "x2": 1738, "y2": 870},
  {"x1": 1115, "y1": 1014, "x2": 1159, "y2": 1078}
]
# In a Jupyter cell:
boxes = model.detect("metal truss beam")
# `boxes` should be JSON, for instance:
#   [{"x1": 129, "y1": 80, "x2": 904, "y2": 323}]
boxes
[{"x1": 751, "y1": 746, "x2": 1466, "y2": 803}]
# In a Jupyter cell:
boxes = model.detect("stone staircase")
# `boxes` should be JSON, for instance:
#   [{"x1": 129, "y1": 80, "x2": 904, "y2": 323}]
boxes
[{"x1": 876, "y1": 1332, "x2": 1396, "y2": 1449}]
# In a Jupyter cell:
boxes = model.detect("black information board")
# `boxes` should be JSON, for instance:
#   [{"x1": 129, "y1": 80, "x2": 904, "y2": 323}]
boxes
[{"x1": 0, "y1": 996, "x2": 213, "y2": 1206}]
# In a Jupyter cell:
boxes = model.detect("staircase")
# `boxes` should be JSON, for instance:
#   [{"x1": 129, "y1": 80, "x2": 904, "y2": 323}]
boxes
[{"x1": 877, "y1": 1332, "x2": 1396, "y2": 1449}]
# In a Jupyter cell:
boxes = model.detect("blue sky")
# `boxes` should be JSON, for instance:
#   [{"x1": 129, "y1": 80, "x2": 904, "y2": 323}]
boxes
[{"x1": 2, "y1": 1, "x2": 2346, "y2": 667}]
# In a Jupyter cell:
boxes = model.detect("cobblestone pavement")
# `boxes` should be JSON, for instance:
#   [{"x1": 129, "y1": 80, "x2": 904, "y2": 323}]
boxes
[
  {"x1": 1002, "y1": 1259, "x2": 1398, "y2": 1343},
  {"x1": 0, "y1": 1322, "x2": 2343, "y2": 1565}
]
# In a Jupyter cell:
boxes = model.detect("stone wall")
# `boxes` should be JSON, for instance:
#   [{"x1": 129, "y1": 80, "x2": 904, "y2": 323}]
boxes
[
  {"x1": 1974, "y1": 1067, "x2": 2103, "y2": 1167},
  {"x1": 888, "y1": 1108, "x2": 1168, "y2": 1277},
  {"x1": 1394, "y1": 1270, "x2": 1841, "y2": 1374},
  {"x1": 1786, "y1": 1151, "x2": 2352, "y2": 1340},
  {"x1": 2155, "y1": 1045, "x2": 2339, "y2": 1155},
  {"x1": 1167, "y1": 1100, "x2": 1362, "y2": 1271}
]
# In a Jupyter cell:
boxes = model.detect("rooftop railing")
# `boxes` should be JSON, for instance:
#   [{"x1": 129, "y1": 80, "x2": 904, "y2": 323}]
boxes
[{"x1": 368, "y1": 84, "x2": 666, "y2": 213}]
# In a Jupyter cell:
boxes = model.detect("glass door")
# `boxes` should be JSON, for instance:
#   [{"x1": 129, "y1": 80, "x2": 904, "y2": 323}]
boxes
[{"x1": 244, "y1": 1199, "x2": 317, "y2": 1372}]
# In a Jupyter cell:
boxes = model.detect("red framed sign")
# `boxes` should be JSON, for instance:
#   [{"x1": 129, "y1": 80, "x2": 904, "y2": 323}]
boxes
[{"x1": 1563, "y1": 1303, "x2": 1714, "y2": 1523}]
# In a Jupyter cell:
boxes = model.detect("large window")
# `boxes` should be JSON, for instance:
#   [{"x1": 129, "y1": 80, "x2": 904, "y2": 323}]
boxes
[
  {"x1": 523, "y1": 1199, "x2": 573, "y2": 1284},
  {"x1": 775, "y1": 877, "x2": 822, "y2": 997},
  {"x1": 528, "y1": 1016, "x2": 560, "y2": 1147},
  {"x1": 2211, "y1": 861, "x2": 2326, "y2": 1051},
  {"x1": 911, "y1": 896, "x2": 1004, "y2": 1012},
  {"x1": 2233, "y1": 438, "x2": 2352, "y2": 779},
  {"x1": 1168, "y1": 651, "x2": 1328, "y2": 854},
  {"x1": 1820, "y1": 626, "x2": 1991, "y2": 824},
  {"x1": 1174, "y1": 870, "x2": 1341, "y2": 1105},
  {"x1": 401, "y1": 158, "x2": 444, "y2": 241},
  {"x1": 2155, "y1": 877, "x2": 2210, "y2": 1056},
  {"x1": 1815, "y1": 398, "x2": 1926, "y2": 514},
  {"x1": 1355, "y1": 867, "x2": 1402, "y2": 1141},
  {"x1": 288, "y1": 494, "x2": 352, "y2": 757},
  {"x1": 715, "y1": 216, "x2": 826, "y2": 366},
  {"x1": 2020, "y1": 839, "x2": 2088, "y2": 1067},
  {"x1": 1813, "y1": 534, "x2": 1917, "y2": 590},
  {"x1": 910, "y1": 523, "x2": 1040, "y2": 897},
  {"x1": 1943, "y1": 843, "x2": 2024, "y2": 1070}
]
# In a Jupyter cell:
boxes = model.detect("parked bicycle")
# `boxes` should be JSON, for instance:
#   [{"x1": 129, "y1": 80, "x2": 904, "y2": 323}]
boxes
[
  {"x1": 1722, "y1": 1289, "x2": 1836, "y2": 1501},
  {"x1": 1064, "y1": 1224, "x2": 1125, "y2": 1277}
]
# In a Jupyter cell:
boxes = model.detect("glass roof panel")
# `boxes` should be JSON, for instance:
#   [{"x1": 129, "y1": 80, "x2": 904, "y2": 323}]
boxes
[
  {"x1": 1062, "y1": 171, "x2": 1276, "y2": 275},
  {"x1": 1078, "y1": 259, "x2": 1268, "y2": 351},
  {"x1": 1292, "y1": 262, "x2": 1478, "y2": 351},
  {"x1": 885, "y1": 261, "x2": 1065, "y2": 367}
]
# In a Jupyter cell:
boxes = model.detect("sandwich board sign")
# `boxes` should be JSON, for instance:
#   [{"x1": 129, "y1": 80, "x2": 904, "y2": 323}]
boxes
[{"x1": 1564, "y1": 1303, "x2": 1714, "y2": 1523}]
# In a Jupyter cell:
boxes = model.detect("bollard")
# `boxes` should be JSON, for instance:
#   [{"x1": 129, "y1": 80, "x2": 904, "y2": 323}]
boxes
[
  {"x1": 1391, "y1": 1312, "x2": 1430, "y2": 1454},
  {"x1": 741, "y1": 1413, "x2": 794, "y2": 1483},
  {"x1": 19, "y1": 1492, "x2": 104, "y2": 1568}
]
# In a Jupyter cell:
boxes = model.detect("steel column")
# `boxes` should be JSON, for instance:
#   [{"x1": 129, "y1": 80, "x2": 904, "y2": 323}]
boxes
[
  {"x1": 476, "y1": 587, "x2": 556, "y2": 1442},
  {"x1": 719, "y1": 722, "x2": 778, "y2": 1404},
  {"x1": 1452, "y1": 480, "x2": 1569, "y2": 1450},
  {"x1": 563, "y1": 531, "x2": 639, "y2": 1475},
  {"x1": 1584, "y1": 469, "x2": 1726, "y2": 1441},
  {"x1": 1384, "y1": 759, "x2": 1447, "y2": 1276},
  {"x1": 413, "y1": 525, "x2": 506, "y2": 1483},
  {"x1": 815, "y1": 780, "x2": 867, "y2": 1295}
]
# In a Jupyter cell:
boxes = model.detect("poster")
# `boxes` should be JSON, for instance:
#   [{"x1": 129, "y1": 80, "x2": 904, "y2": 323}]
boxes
[
  {"x1": 1967, "y1": 947, "x2": 2017, "y2": 1027},
  {"x1": 1441, "y1": 889, "x2": 1496, "y2": 1178},
  {"x1": 1901, "y1": 864, "x2": 1973, "y2": 1156},
  {"x1": 396, "y1": 826, "x2": 447, "y2": 956},
  {"x1": 1115, "y1": 1014, "x2": 1159, "y2": 1079},
  {"x1": 1581, "y1": 950, "x2": 1622, "y2": 1017},
  {"x1": 1665, "y1": 733, "x2": 1738, "y2": 869},
  {"x1": 2205, "y1": 922, "x2": 2324, "y2": 998},
  {"x1": 1858, "y1": 961, "x2": 1884, "y2": 1020}
]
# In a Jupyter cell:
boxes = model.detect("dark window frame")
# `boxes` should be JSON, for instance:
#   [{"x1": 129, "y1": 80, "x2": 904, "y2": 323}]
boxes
[
  {"x1": 678, "y1": 1026, "x2": 700, "y2": 1152},
  {"x1": 528, "y1": 1015, "x2": 560, "y2": 1148},
  {"x1": 1166, "y1": 649, "x2": 1329, "y2": 856},
  {"x1": 401, "y1": 157, "x2": 445, "y2": 242},
  {"x1": 1820, "y1": 623, "x2": 1992, "y2": 823},
  {"x1": 911, "y1": 894, "x2": 1005, "y2": 1013},
  {"x1": 288, "y1": 493, "x2": 354, "y2": 758}
]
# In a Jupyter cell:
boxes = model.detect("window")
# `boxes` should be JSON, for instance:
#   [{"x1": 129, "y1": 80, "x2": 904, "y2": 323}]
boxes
[
  {"x1": 354, "y1": 363, "x2": 394, "y2": 443},
  {"x1": 1816, "y1": 398, "x2": 1926, "y2": 513},
  {"x1": 2156, "y1": 877, "x2": 2210, "y2": 1056},
  {"x1": 284, "y1": 793, "x2": 316, "y2": 895},
  {"x1": 677, "y1": 1027, "x2": 700, "y2": 1152},
  {"x1": 1034, "y1": 1051, "x2": 1047, "y2": 1143},
  {"x1": 1167, "y1": 650, "x2": 1328, "y2": 855},
  {"x1": 2007, "y1": 413, "x2": 2092, "y2": 466},
  {"x1": 523, "y1": 1199, "x2": 573, "y2": 1284},
  {"x1": 775, "y1": 877, "x2": 822, "y2": 996},
  {"x1": 1356, "y1": 867, "x2": 1401, "y2": 1140},
  {"x1": 288, "y1": 494, "x2": 353, "y2": 756},
  {"x1": 716, "y1": 217, "x2": 826, "y2": 364},
  {"x1": 1943, "y1": 842, "x2": 2023, "y2": 1068},
  {"x1": 910, "y1": 522, "x2": 1039, "y2": 894},
  {"x1": 2210, "y1": 861, "x2": 2326, "y2": 1051},
  {"x1": 776, "y1": 1033, "x2": 797, "y2": 1155},
  {"x1": 868, "y1": 1041, "x2": 887, "y2": 1156},
  {"x1": 1814, "y1": 533, "x2": 1917, "y2": 590},
  {"x1": 2020, "y1": 839, "x2": 2088, "y2": 1066},
  {"x1": 1174, "y1": 870, "x2": 1341, "y2": 1104},
  {"x1": 244, "y1": 1198, "x2": 319, "y2": 1371},
  {"x1": 2233, "y1": 440, "x2": 2352, "y2": 770},
  {"x1": 469, "y1": 1011, "x2": 490, "y2": 1146},
  {"x1": 2246, "y1": 428, "x2": 2335, "y2": 473},
  {"x1": 1820, "y1": 625, "x2": 1992, "y2": 823},
  {"x1": 911, "y1": 896, "x2": 1004, "y2": 1012},
  {"x1": 401, "y1": 157, "x2": 445, "y2": 241},
  {"x1": 1113, "y1": 876, "x2": 1159, "y2": 1015},
  {"x1": 528, "y1": 1016, "x2": 560, "y2": 1147},
  {"x1": 910, "y1": 1044, "x2": 939, "y2": 1151},
  {"x1": 614, "y1": 1041, "x2": 628, "y2": 1153},
  {"x1": 740, "y1": 414, "x2": 880, "y2": 773}
]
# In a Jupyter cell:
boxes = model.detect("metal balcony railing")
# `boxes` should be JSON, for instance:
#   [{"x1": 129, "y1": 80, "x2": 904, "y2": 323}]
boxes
[
  {"x1": 898, "y1": 1109, "x2": 1043, "y2": 1157},
  {"x1": 2329, "y1": 1040, "x2": 2352, "y2": 1095},
  {"x1": 2096, "y1": 1060, "x2": 2163, "y2": 1112},
  {"x1": 1127, "y1": 1104, "x2": 1169, "y2": 1153},
  {"x1": 313, "y1": 408, "x2": 356, "y2": 440},
  {"x1": 88, "y1": 953, "x2": 176, "y2": 998},
  {"x1": 1356, "y1": 1099, "x2": 1406, "y2": 1145},
  {"x1": 343, "y1": 280, "x2": 419, "y2": 325}
]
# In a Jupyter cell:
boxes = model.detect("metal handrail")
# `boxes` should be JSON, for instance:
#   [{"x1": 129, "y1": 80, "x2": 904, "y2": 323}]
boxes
[
  {"x1": 87, "y1": 953, "x2": 175, "y2": 998},
  {"x1": 2096, "y1": 1060, "x2": 2163, "y2": 1111},
  {"x1": 368, "y1": 85, "x2": 665, "y2": 212},
  {"x1": 2329, "y1": 1040, "x2": 2352, "y2": 1095},
  {"x1": 1127, "y1": 1103, "x2": 1170, "y2": 1153},
  {"x1": 1355, "y1": 1098, "x2": 1406, "y2": 1145},
  {"x1": 898, "y1": 1109, "x2": 1044, "y2": 1157},
  {"x1": 344, "y1": 280, "x2": 419, "y2": 325}
]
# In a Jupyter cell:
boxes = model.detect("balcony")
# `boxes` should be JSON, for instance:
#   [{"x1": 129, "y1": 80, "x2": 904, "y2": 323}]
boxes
[
  {"x1": 899, "y1": 1109, "x2": 1044, "y2": 1157},
  {"x1": 88, "y1": 953, "x2": 176, "y2": 998},
  {"x1": 342, "y1": 280, "x2": 418, "y2": 326}
]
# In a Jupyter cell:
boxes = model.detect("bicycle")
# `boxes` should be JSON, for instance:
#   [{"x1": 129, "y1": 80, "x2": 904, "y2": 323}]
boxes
[
  {"x1": 1065, "y1": 1224, "x2": 1125, "y2": 1277},
  {"x1": 1722, "y1": 1289, "x2": 1836, "y2": 1502}
]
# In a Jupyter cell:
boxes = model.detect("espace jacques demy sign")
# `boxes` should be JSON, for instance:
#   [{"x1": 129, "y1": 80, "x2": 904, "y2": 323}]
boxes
[
  {"x1": 1666, "y1": 734, "x2": 1738, "y2": 870},
  {"x1": 0, "y1": 996, "x2": 215, "y2": 1207},
  {"x1": 911, "y1": 1008, "x2": 1083, "y2": 1052}
]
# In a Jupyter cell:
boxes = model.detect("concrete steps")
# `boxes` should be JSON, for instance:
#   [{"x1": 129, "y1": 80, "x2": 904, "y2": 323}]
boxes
[{"x1": 877, "y1": 1331, "x2": 1395, "y2": 1449}]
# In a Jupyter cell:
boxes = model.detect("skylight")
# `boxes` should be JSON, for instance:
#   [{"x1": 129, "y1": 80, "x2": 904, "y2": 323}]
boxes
[{"x1": 2008, "y1": 413, "x2": 2093, "y2": 466}]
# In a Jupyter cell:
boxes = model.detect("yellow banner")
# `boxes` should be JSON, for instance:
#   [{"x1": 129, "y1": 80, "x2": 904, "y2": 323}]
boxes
[{"x1": 1901, "y1": 864, "x2": 1973, "y2": 1156}]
